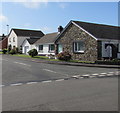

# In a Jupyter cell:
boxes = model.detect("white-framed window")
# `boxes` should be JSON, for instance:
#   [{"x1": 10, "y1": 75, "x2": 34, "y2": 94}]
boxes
[
  {"x1": 39, "y1": 45, "x2": 43, "y2": 51},
  {"x1": 9, "y1": 38, "x2": 11, "y2": 42},
  {"x1": 49, "y1": 44, "x2": 55, "y2": 52},
  {"x1": 13, "y1": 37, "x2": 15, "y2": 42},
  {"x1": 73, "y1": 41, "x2": 85, "y2": 53}
]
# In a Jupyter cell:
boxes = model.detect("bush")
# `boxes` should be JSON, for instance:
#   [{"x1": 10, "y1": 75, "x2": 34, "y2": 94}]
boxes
[
  {"x1": 16, "y1": 47, "x2": 19, "y2": 53},
  {"x1": 28, "y1": 49, "x2": 38, "y2": 57},
  {"x1": 2, "y1": 49, "x2": 7, "y2": 54},
  {"x1": 9, "y1": 49, "x2": 16, "y2": 55},
  {"x1": 8, "y1": 44, "x2": 12, "y2": 53},
  {"x1": 57, "y1": 51, "x2": 71, "y2": 61}
]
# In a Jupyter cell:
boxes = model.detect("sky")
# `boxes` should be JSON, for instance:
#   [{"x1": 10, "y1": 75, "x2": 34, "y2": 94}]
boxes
[{"x1": 0, "y1": 1, "x2": 119, "y2": 35}]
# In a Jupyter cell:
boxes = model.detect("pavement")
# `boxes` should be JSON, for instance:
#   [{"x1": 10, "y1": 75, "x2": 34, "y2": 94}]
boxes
[{"x1": 2, "y1": 54, "x2": 119, "y2": 69}]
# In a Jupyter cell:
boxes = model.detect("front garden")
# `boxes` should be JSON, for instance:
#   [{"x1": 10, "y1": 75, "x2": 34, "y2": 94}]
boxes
[{"x1": 1, "y1": 48, "x2": 120, "y2": 65}]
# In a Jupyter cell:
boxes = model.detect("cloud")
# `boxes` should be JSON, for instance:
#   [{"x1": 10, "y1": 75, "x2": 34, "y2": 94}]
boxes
[
  {"x1": 59, "y1": 3, "x2": 68, "y2": 9},
  {"x1": 12, "y1": 0, "x2": 48, "y2": 9},
  {"x1": 41, "y1": 26, "x2": 53, "y2": 33},
  {"x1": 21, "y1": 2, "x2": 40, "y2": 9},
  {"x1": 0, "y1": 15, "x2": 8, "y2": 22}
]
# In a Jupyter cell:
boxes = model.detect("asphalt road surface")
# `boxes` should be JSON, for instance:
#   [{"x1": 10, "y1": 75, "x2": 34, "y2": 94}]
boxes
[
  {"x1": 1, "y1": 55, "x2": 119, "y2": 86},
  {"x1": 1, "y1": 55, "x2": 119, "y2": 111}
]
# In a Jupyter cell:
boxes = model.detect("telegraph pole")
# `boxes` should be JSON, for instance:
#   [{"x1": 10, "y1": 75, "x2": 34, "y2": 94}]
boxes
[{"x1": 6, "y1": 24, "x2": 9, "y2": 35}]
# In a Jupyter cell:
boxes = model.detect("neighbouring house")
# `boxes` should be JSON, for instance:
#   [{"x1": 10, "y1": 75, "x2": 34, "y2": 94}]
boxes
[
  {"x1": 35, "y1": 32, "x2": 58, "y2": 56},
  {"x1": 22, "y1": 38, "x2": 41, "y2": 54},
  {"x1": 0, "y1": 34, "x2": 8, "y2": 51},
  {"x1": 55, "y1": 20, "x2": 120, "y2": 61},
  {"x1": 8, "y1": 28, "x2": 44, "y2": 51}
]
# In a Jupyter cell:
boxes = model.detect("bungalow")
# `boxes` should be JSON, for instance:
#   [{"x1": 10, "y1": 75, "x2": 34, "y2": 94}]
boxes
[
  {"x1": 55, "y1": 20, "x2": 120, "y2": 61},
  {"x1": 22, "y1": 38, "x2": 40, "y2": 54},
  {"x1": 8, "y1": 28, "x2": 44, "y2": 51},
  {"x1": 35, "y1": 32, "x2": 58, "y2": 56}
]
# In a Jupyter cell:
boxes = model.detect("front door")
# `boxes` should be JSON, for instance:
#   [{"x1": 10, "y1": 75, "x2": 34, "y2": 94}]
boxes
[
  {"x1": 58, "y1": 44, "x2": 63, "y2": 53},
  {"x1": 24, "y1": 46, "x2": 29, "y2": 54}
]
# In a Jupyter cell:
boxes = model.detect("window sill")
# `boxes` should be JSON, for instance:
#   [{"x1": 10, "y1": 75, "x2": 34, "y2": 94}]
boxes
[
  {"x1": 48, "y1": 51, "x2": 55, "y2": 53},
  {"x1": 38, "y1": 50, "x2": 43, "y2": 53},
  {"x1": 74, "y1": 51, "x2": 84, "y2": 54}
]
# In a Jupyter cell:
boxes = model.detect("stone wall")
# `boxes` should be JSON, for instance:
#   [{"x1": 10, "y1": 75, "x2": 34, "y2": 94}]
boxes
[{"x1": 56, "y1": 23, "x2": 98, "y2": 62}]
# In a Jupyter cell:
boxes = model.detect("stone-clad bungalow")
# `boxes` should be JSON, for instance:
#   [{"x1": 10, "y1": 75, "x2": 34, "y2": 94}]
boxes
[{"x1": 55, "y1": 20, "x2": 120, "y2": 61}]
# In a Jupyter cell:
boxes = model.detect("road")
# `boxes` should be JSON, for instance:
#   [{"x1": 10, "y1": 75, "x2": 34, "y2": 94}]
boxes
[{"x1": 1, "y1": 55, "x2": 119, "y2": 111}]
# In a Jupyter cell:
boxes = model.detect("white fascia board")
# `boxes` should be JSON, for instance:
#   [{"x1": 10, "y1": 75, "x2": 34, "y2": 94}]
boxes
[
  {"x1": 21, "y1": 39, "x2": 28, "y2": 46},
  {"x1": 97, "y1": 38, "x2": 120, "y2": 42},
  {"x1": 35, "y1": 43, "x2": 54, "y2": 45},
  {"x1": 55, "y1": 20, "x2": 73, "y2": 43},
  {"x1": 72, "y1": 21, "x2": 98, "y2": 41}
]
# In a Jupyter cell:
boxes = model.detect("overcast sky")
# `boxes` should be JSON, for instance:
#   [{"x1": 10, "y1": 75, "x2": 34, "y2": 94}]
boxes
[{"x1": 1, "y1": 1, "x2": 118, "y2": 35}]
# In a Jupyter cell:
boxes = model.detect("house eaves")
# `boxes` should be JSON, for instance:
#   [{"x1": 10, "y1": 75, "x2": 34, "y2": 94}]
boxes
[{"x1": 55, "y1": 20, "x2": 98, "y2": 43}]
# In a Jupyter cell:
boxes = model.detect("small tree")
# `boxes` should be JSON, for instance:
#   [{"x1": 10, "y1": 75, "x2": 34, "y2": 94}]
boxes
[
  {"x1": 9, "y1": 49, "x2": 16, "y2": 55},
  {"x1": 16, "y1": 47, "x2": 19, "y2": 53},
  {"x1": 8, "y1": 44, "x2": 12, "y2": 53},
  {"x1": 28, "y1": 49, "x2": 38, "y2": 57}
]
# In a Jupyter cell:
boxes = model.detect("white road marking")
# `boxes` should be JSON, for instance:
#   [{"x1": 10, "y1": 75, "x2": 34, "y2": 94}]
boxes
[
  {"x1": 41, "y1": 80, "x2": 52, "y2": 83},
  {"x1": 100, "y1": 73, "x2": 107, "y2": 75},
  {"x1": 26, "y1": 82, "x2": 38, "y2": 85},
  {"x1": 10, "y1": 83, "x2": 23, "y2": 86},
  {"x1": 14, "y1": 61, "x2": 31, "y2": 67},
  {"x1": 81, "y1": 74, "x2": 90, "y2": 77},
  {"x1": 72, "y1": 76, "x2": 79, "y2": 78},
  {"x1": 91, "y1": 73, "x2": 99, "y2": 75},
  {"x1": 55, "y1": 79, "x2": 64, "y2": 82},
  {"x1": 107, "y1": 73, "x2": 114, "y2": 76},
  {"x1": 89, "y1": 76, "x2": 96, "y2": 78},
  {"x1": 98, "y1": 75, "x2": 106, "y2": 77},
  {"x1": 43, "y1": 69, "x2": 57, "y2": 73},
  {"x1": 108, "y1": 72, "x2": 115, "y2": 74}
]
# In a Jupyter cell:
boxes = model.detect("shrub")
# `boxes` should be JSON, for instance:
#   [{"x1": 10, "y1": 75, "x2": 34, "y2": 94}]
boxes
[
  {"x1": 8, "y1": 44, "x2": 12, "y2": 53},
  {"x1": 57, "y1": 51, "x2": 71, "y2": 61},
  {"x1": 28, "y1": 49, "x2": 38, "y2": 57},
  {"x1": 2, "y1": 49, "x2": 7, "y2": 54},
  {"x1": 9, "y1": 49, "x2": 16, "y2": 55},
  {"x1": 16, "y1": 47, "x2": 19, "y2": 53}
]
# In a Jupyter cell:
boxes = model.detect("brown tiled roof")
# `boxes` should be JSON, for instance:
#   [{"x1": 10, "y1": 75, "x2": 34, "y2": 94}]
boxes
[
  {"x1": 73, "y1": 21, "x2": 119, "y2": 40},
  {"x1": 35, "y1": 32, "x2": 58, "y2": 44},
  {"x1": 11, "y1": 28, "x2": 44, "y2": 37}
]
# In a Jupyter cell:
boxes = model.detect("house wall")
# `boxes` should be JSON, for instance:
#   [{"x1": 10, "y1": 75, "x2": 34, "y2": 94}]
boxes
[
  {"x1": 56, "y1": 24, "x2": 98, "y2": 62},
  {"x1": 18, "y1": 36, "x2": 30, "y2": 48},
  {"x1": 8, "y1": 30, "x2": 18, "y2": 48},
  {"x1": 22, "y1": 40, "x2": 36, "y2": 54},
  {"x1": 36, "y1": 44, "x2": 55, "y2": 55},
  {"x1": 8, "y1": 30, "x2": 31, "y2": 49},
  {"x1": 101, "y1": 40, "x2": 120, "y2": 59},
  {"x1": 0, "y1": 37, "x2": 8, "y2": 50}
]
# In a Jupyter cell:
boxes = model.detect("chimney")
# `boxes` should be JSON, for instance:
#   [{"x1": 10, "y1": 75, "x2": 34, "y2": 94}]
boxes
[
  {"x1": 2, "y1": 34, "x2": 5, "y2": 40},
  {"x1": 58, "y1": 26, "x2": 63, "y2": 34}
]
